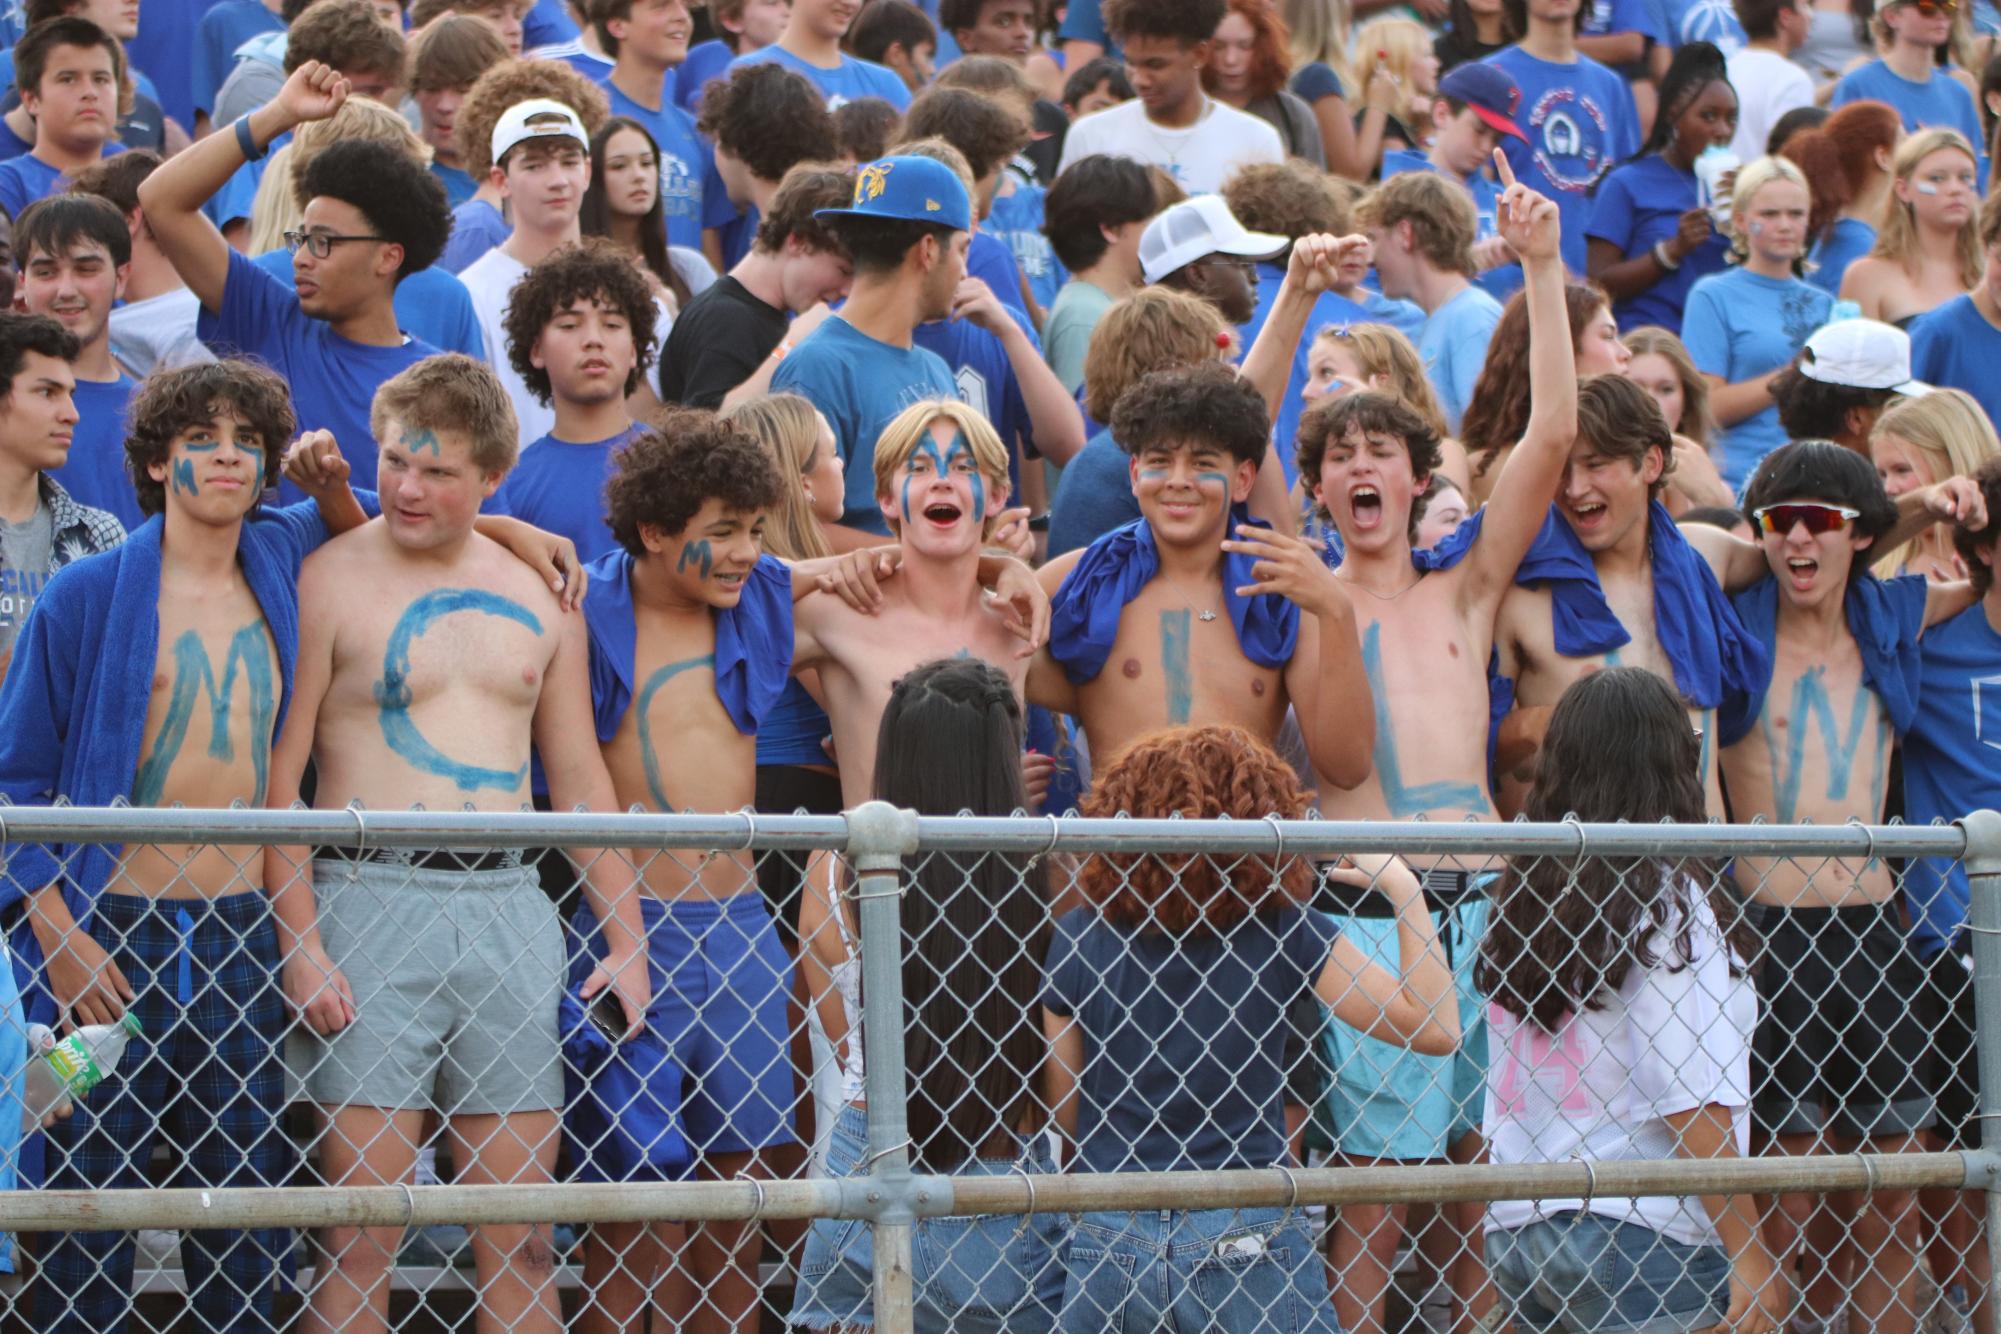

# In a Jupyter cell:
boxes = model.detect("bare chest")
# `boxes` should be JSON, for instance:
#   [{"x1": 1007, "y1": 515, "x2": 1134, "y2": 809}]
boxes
[{"x1": 135, "y1": 596, "x2": 279, "y2": 807}]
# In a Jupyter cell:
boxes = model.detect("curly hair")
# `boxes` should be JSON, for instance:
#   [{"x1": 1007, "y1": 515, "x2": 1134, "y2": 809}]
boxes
[
  {"x1": 1202, "y1": 0, "x2": 1291, "y2": 102},
  {"x1": 284, "y1": 0, "x2": 407, "y2": 81},
  {"x1": 1296, "y1": 390, "x2": 1444, "y2": 512},
  {"x1": 1220, "y1": 159, "x2": 1347, "y2": 242},
  {"x1": 1078, "y1": 725, "x2": 1317, "y2": 935},
  {"x1": 253, "y1": 96, "x2": 430, "y2": 257},
  {"x1": 752, "y1": 164, "x2": 855, "y2": 256},
  {"x1": 605, "y1": 408, "x2": 787, "y2": 552},
  {"x1": 501, "y1": 239, "x2": 658, "y2": 405},
  {"x1": 1104, "y1": 0, "x2": 1226, "y2": 46},
  {"x1": 298, "y1": 139, "x2": 450, "y2": 280},
  {"x1": 370, "y1": 353, "x2": 518, "y2": 474},
  {"x1": 697, "y1": 62, "x2": 838, "y2": 184},
  {"x1": 832, "y1": 97, "x2": 903, "y2": 164},
  {"x1": 1111, "y1": 361, "x2": 1268, "y2": 466},
  {"x1": 1463, "y1": 281, "x2": 1610, "y2": 480},
  {"x1": 1082, "y1": 286, "x2": 1235, "y2": 422},
  {"x1": 900, "y1": 86, "x2": 1029, "y2": 184},
  {"x1": 1354, "y1": 171, "x2": 1477, "y2": 276},
  {"x1": 125, "y1": 361, "x2": 296, "y2": 519},
  {"x1": 454, "y1": 56, "x2": 611, "y2": 180}
]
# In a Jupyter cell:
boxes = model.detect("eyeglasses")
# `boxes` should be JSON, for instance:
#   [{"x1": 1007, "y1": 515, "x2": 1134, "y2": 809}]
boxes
[
  {"x1": 284, "y1": 229, "x2": 389, "y2": 259},
  {"x1": 1751, "y1": 502, "x2": 1861, "y2": 535},
  {"x1": 1898, "y1": 0, "x2": 1955, "y2": 14}
]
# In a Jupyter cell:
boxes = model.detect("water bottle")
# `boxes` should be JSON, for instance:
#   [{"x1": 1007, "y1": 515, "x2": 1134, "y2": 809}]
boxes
[{"x1": 21, "y1": 1013, "x2": 139, "y2": 1129}]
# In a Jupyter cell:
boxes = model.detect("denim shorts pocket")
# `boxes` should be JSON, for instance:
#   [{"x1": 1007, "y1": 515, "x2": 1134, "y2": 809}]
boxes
[
  {"x1": 1589, "y1": 1219, "x2": 1731, "y2": 1332},
  {"x1": 917, "y1": 1215, "x2": 1044, "y2": 1318},
  {"x1": 1189, "y1": 1231, "x2": 1301, "y2": 1333},
  {"x1": 1058, "y1": 1236, "x2": 1136, "y2": 1334}
]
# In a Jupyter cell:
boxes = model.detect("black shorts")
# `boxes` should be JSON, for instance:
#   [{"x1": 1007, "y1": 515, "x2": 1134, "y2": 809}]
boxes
[
  {"x1": 1750, "y1": 901, "x2": 1934, "y2": 1139},
  {"x1": 1923, "y1": 943, "x2": 1979, "y2": 1147},
  {"x1": 753, "y1": 764, "x2": 843, "y2": 950}
]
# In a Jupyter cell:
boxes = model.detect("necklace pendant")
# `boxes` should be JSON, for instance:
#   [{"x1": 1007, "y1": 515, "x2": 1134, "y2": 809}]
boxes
[{"x1": 1197, "y1": 610, "x2": 1218, "y2": 622}]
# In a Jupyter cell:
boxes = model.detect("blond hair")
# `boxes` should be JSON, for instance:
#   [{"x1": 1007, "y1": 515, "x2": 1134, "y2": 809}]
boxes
[
  {"x1": 1622, "y1": 325, "x2": 1717, "y2": 448},
  {"x1": 1082, "y1": 287, "x2": 1236, "y2": 422},
  {"x1": 1872, "y1": 387, "x2": 2001, "y2": 572},
  {"x1": 249, "y1": 97, "x2": 432, "y2": 256},
  {"x1": 1310, "y1": 322, "x2": 1450, "y2": 440},
  {"x1": 1727, "y1": 155, "x2": 1812, "y2": 272},
  {"x1": 370, "y1": 353, "x2": 519, "y2": 475},
  {"x1": 1354, "y1": 14, "x2": 1431, "y2": 117},
  {"x1": 1284, "y1": 0, "x2": 1353, "y2": 99},
  {"x1": 724, "y1": 392, "x2": 834, "y2": 561},
  {"x1": 871, "y1": 399, "x2": 1012, "y2": 535},
  {"x1": 1869, "y1": 128, "x2": 1983, "y2": 292}
]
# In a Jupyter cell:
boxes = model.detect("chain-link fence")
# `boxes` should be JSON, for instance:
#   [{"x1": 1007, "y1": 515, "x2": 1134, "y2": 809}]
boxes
[{"x1": 0, "y1": 803, "x2": 1995, "y2": 1333}]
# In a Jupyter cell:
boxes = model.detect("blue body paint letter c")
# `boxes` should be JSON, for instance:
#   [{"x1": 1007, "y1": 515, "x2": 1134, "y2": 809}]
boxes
[{"x1": 373, "y1": 588, "x2": 545, "y2": 792}]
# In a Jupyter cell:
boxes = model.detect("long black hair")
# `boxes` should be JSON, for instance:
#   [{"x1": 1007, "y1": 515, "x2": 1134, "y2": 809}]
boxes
[
  {"x1": 578, "y1": 116, "x2": 691, "y2": 311},
  {"x1": 1477, "y1": 668, "x2": 1754, "y2": 1030},
  {"x1": 872, "y1": 658, "x2": 1049, "y2": 1172},
  {"x1": 1632, "y1": 41, "x2": 1730, "y2": 164}
]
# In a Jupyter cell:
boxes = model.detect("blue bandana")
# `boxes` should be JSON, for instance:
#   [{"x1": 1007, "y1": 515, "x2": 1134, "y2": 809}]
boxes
[{"x1": 1049, "y1": 503, "x2": 1301, "y2": 685}]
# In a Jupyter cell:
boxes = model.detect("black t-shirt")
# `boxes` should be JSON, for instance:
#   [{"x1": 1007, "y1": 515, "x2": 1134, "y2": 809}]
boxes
[
  {"x1": 659, "y1": 274, "x2": 789, "y2": 409},
  {"x1": 1433, "y1": 27, "x2": 1506, "y2": 74}
]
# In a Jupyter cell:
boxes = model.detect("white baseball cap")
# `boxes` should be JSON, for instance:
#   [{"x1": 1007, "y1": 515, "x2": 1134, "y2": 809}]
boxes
[
  {"x1": 490, "y1": 98, "x2": 588, "y2": 168},
  {"x1": 1138, "y1": 195, "x2": 1288, "y2": 286},
  {"x1": 1799, "y1": 318, "x2": 1932, "y2": 396}
]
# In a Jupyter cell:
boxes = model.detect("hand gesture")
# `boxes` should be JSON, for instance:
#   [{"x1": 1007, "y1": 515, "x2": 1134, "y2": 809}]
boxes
[
  {"x1": 282, "y1": 429, "x2": 348, "y2": 497},
  {"x1": 987, "y1": 505, "x2": 1037, "y2": 560},
  {"x1": 1928, "y1": 475, "x2": 1989, "y2": 532},
  {"x1": 272, "y1": 60, "x2": 349, "y2": 129},
  {"x1": 984, "y1": 557, "x2": 1051, "y2": 656},
  {"x1": 816, "y1": 545, "x2": 902, "y2": 613},
  {"x1": 1321, "y1": 853, "x2": 1423, "y2": 908},
  {"x1": 1286, "y1": 233, "x2": 1352, "y2": 297},
  {"x1": 1493, "y1": 149, "x2": 1560, "y2": 265},
  {"x1": 282, "y1": 943, "x2": 355, "y2": 1037},
  {"x1": 1363, "y1": 54, "x2": 1401, "y2": 113},
  {"x1": 949, "y1": 277, "x2": 1010, "y2": 335},
  {"x1": 1670, "y1": 207, "x2": 1713, "y2": 263},
  {"x1": 1222, "y1": 525, "x2": 1351, "y2": 617}
]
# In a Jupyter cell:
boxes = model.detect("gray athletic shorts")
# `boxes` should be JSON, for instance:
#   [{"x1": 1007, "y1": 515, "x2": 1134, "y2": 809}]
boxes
[{"x1": 294, "y1": 855, "x2": 564, "y2": 1116}]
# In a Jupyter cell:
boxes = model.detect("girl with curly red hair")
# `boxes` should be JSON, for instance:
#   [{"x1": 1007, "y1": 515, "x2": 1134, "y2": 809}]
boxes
[{"x1": 1040, "y1": 724, "x2": 1457, "y2": 1330}]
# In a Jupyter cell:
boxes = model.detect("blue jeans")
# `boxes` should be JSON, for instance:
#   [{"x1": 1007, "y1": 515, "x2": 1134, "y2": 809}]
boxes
[
  {"x1": 789, "y1": 1105, "x2": 1065, "y2": 1331},
  {"x1": 1054, "y1": 1207, "x2": 1339, "y2": 1333},
  {"x1": 1487, "y1": 1211, "x2": 1730, "y2": 1333}
]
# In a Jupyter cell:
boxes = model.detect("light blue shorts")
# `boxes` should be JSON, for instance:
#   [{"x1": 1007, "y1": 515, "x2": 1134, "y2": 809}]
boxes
[{"x1": 1488, "y1": 1212, "x2": 1729, "y2": 1333}]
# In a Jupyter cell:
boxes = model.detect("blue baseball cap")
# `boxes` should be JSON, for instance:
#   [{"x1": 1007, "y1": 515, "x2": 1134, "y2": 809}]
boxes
[
  {"x1": 814, "y1": 155, "x2": 973, "y2": 232},
  {"x1": 1437, "y1": 63, "x2": 1527, "y2": 142}
]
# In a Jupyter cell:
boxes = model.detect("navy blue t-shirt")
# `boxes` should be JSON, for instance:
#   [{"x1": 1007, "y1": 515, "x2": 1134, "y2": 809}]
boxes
[
  {"x1": 1911, "y1": 293, "x2": 2001, "y2": 432},
  {"x1": 47, "y1": 375, "x2": 140, "y2": 532},
  {"x1": 1585, "y1": 154, "x2": 1729, "y2": 333},
  {"x1": 250, "y1": 247, "x2": 486, "y2": 361},
  {"x1": 1487, "y1": 48, "x2": 1642, "y2": 273},
  {"x1": 1047, "y1": 429, "x2": 1139, "y2": 558},
  {"x1": 1041, "y1": 903, "x2": 1342, "y2": 1173},
  {"x1": 486, "y1": 428, "x2": 637, "y2": 563},
  {"x1": 675, "y1": 38, "x2": 736, "y2": 115}
]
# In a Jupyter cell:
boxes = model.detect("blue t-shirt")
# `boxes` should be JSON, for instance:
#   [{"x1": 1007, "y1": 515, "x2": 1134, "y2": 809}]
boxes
[
  {"x1": 1901, "y1": 600, "x2": 2001, "y2": 959},
  {"x1": 913, "y1": 309, "x2": 1037, "y2": 495},
  {"x1": 1418, "y1": 284, "x2": 1505, "y2": 434},
  {"x1": 250, "y1": 247, "x2": 485, "y2": 360},
  {"x1": 1807, "y1": 216, "x2": 1875, "y2": 296},
  {"x1": 197, "y1": 248, "x2": 440, "y2": 502},
  {"x1": 986, "y1": 176, "x2": 1067, "y2": 314},
  {"x1": 193, "y1": 0, "x2": 284, "y2": 117},
  {"x1": 1385, "y1": 152, "x2": 1521, "y2": 301},
  {"x1": 441, "y1": 198, "x2": 510, "y2": 274},
  {"x1": 1663, "y1": 0, "x2": 1748, "y2": 49},
  {"x1": 1911, "y1": 293, "x2": 2001, "y2": 430},
  {"x1": 1057, "y1": 0, "x2": 1116, "y2": 53},
  {"x1": 0, "y1": 115, "x2": 25, "y2": 163},
  {"x1": 1831, "y1": 58, "x2": 1984, "y2": 147},
  {"x1": 966, "y1": 229, "x2": 1031, "y2": 322},
  {"x1": 1585, "y1": 154, "x2": 1729, "y2": 334},
  {"x1": 1487, "y1": 47, "x2": 1642, "y2": 273},
  {"x1": 1239, "y1": 263, "x2": 1371, "y2": 478},
  {"x1": 486, "y1": 428, "x2": 636, "y2": 563},
  {"x1": 526, "y1": 0, "x2": 581, "y2": 47},
  {"x1": 1585, "y1": 0, "x2": 1669, "y2": 41},
  {"x1": 0, "y1": 145, "x2": 123, "y2": 220},
  {"x1": 46, "y1": 375, "x2": 139, "y2": 532},
  {"x1": 770, "y1": 315, "x2": 957, "y2": 533},
  {"x1": 604, "y1": 82, "x2": 717, "y2": 250},
  {"x1": 1041, "y1": 903, "x2": 1342, "y2": 1173},
  {"x1": 431, "y1": 161, "x2": 479, "y2": 210},
  {"x1": 676, "y1": 38, "x2": 737, "y2": 115},
  {"x1": 528, "y1": 39, "x2": 616, "y2": 82},
  {"x1": 136, "y1": 0, "x2": 222, "y2": 127},
  {"x1": 1047, "y1": 428, "x2": 1139, "y2": 557},
  {"x1": 1289, "y1": 60, "x2": 1344, "y2": 105},
  {"x1": 757, "y1": 679, "x2": 832, "y2": 767},
  {"x1": 729, "y1": 44, "x2": 911, "y2": 111},
  {"x1": 1681, "y1": 265, "x2": 1832, "y2": 492}
]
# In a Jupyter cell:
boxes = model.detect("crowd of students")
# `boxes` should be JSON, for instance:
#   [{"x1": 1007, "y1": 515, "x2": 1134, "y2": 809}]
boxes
[{"x1": 0, "y1": 0, "x2": 1995, "y2": 1330}]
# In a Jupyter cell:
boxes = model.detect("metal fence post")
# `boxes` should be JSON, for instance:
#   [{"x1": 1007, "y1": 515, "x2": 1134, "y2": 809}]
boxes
[
  {"x1": 845, "y1": 800, "x2": 923, "y2": 1334},
  {"x1": 1962, "y1": 809, "x2": 2001, "y2": 1322}
]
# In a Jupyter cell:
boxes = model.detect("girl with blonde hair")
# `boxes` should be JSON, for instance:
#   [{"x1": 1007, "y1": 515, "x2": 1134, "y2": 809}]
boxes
[
  {"x1": 1352, "y1": 14, "x2": 1441, "y2": 152},
  {"x1": 723, "y1": 391, "x2": 841, "y2": 562},
  {"x1": 1285, "y1": 0, "x2": 1407, "y2": 181},
  {"x1": 247, "y1": 96, "x2": 431, "y2": 257},
  {"x1": 1623, "y1": 325, "x2": 1735, "y2": 512},
  {"x1": 1870, "y1": 387, "x2": 2001, "y2": 579},
  {"x1": 1839, "y1": 128, "x2": 1983, "y2": 326}
]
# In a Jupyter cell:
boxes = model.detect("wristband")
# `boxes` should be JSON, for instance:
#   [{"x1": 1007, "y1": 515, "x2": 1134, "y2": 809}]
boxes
[
  {"x1": 1652, "y1": 239, "x2": 1680, "y2": 271},
  {"x1": 233, "y1": 116, "x2": 266, "y2": 162}
]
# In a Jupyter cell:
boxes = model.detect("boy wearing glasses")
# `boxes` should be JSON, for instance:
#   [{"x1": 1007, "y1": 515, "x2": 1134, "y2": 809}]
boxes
[
  {"x1": 1716, "y1": 439, "x2": 1983, "y2": 1332},
  {"x1": 1830, "y1": 0, "x2": 1982, "y2": 143},
  {"x1": 136, "y1": 59, "x2": 451, "y2": 502}
]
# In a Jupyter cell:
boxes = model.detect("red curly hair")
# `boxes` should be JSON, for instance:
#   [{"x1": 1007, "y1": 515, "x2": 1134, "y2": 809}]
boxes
[
  {"x1": 1078, "y1": 725, "x2": 1316, "y2": 935},
  {"x1": 1203, "y1": 0, "x2": 1293, "y2": 104}
]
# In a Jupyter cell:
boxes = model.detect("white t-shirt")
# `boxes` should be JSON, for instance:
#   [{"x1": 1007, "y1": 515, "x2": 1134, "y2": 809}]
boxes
[
  {"x1": 109, "y1": 288, "x2": 214, "y2": 379},
  {"x1": 1056, "y1": 96, "x2": 1285, "y2": 196},
  {"x1": 1483, "y1": 881, "x2": 1755, "y2": 1248},
  {"x1": 1727, "y1": 47, "x2": 1815, "y2": 162},
  {"x1": 461, "y1": 243, "x2": 674, "y2": 449}
]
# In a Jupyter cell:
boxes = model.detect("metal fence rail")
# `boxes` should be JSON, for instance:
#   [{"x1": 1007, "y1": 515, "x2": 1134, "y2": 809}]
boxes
[{"x1": 0, "y1": 804, "x2": 1991, "y2": 1333}]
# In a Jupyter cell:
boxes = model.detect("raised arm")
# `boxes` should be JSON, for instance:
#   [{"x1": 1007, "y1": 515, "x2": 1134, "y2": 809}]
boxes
[
  {"x1": 950, "y1": 280, "x2": 1087, "y2": 465},
  {"x1": 136, "y1": 61, "x2": 352, "y2": 312}
]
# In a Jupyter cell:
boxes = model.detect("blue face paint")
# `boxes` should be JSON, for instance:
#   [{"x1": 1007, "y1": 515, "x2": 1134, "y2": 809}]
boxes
[
  {"x1": 1196, "y1": 472, "x2": 1230, "y2": 488},
  {"x1": 403, "y1": 427, "x2": 442, "y2": 456},
  {"x1": 906, "y1": 429, "x2": 984, "y2": 523},
  {"x1": 677, "y1": 539, "x2": 713, "y2": 578},
  {"x1": 1160, "y1": 610, "x2": 1193, "y2": 724},
  {"x1": 636, "y1": 653, "x2": 716, "y2": 809},
  {"x1": 1758, "y1": 666, "x2": 1870, "y2": 822},
  {"x1": 1138, "y1": 469, "x2": 1169, "y2": 481},
  {"x1": 1361, "y1": 622, "x2": 1486, "y2": 817},
  {"x1": 373, "y1": 589, "x2": 545, "y2": 792},
  {"x1": 132, "y1": 621, "x2": 276, "y2": 806},
  {"x1": 169, "y1": 456, "x2": 198, "y2": 497}
]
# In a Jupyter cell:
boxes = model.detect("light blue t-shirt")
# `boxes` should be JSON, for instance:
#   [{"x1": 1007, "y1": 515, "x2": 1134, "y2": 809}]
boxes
[
  {"x1": 486, "y1": 428, "x2": 638, "y2": 563},
  {"x1": 1418, "y1": 284, "x2": 1505, "y2": 434},
  {"x1": 249, "y1": 247, "x2": 486, "y2": 361},
  {"x1": 1586, "y1": 154, "x2": 1729, "y2": 334},
  {"x1": 770, "y1": 315, "x2": 957, "y2": 533},
  {"x1": 1831, "y1": 58, "x2": 1984, "y2": 147},
  {"x1": 604, "y1": 82, "x2": 718, "y2": 251},
  {"x1": 0, "y1": 145, "x2": 123, "y2": 221},
  {"x1": 1238, "y1": 263, "x2": 1372, "y2": 480},
  {"x1": 1048, "y1": 429, "x2": 1139, "y2": 558},
  {"x1": 1911, "y1": 293, "x2": 2001, "y2": 429},
  {"x1": 1900, "y1": 600, "x2": 2001, "y2": 959},
  {"x1": 729, "y1": 44, "x2": 911, "y2": 111},
  {"x1": 441, "y1": 198, "x2": 509, "y2": 274},
  {"x1": 46, "y1": 375, "x2": 139, "y2": 532},
  {"x1": 1681, "y1": 266, "x2": 1832, "y2": 491},
  {"x1": 986, "y1": 174, "x2": 1067, "y2": 313},
  {"x1": 1807, "y1": 217, "x2": 1876, "y2": 296},
  {"x1": 1660, "y1": 0, "x2": 1748, "y2": 49},
  {"x1": 1486, "y1": 47, "x2": 1641, "y2": 274}
]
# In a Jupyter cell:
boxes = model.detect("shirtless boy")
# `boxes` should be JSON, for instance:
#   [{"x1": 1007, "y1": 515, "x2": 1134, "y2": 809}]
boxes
[
  {"x1": 266, "y1": 355, "x2": 651, "y2": 1334},
  {"x1": 1297, "y1": 161, "x2": 1576, "y2": 1334},
  {"x1": 1719, "y1": 440, "x2": 1979, "y2": 1334}
]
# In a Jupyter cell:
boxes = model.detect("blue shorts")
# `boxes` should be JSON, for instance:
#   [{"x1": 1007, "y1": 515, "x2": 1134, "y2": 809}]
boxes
[
  {"x1": 1319, "y1": 879, "x2": 1492, "y2": 1160},
  {"x1": 1056, "y1": 1206, "x2": 1339, "y2": 1333},
  {"x1": 790, "y1": 1104, "x2": 1066, "y2": 1332},
  {"x1": 567, "y1": 892, "x2": 796, "y2": 1170},
  {"x1": 1487, "y1": 1212, "x2": 1729, "y2": 1334}
]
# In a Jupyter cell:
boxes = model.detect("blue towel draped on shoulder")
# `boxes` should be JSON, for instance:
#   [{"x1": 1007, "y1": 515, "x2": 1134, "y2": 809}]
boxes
[{"x1": 1717, "y1": 573, "x2": 1929, "y2": 747}]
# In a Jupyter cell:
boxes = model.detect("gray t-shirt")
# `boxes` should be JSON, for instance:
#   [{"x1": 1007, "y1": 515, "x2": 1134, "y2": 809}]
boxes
[{"x1": 0, "y1": 500, "x2": 54, "y2": 661}]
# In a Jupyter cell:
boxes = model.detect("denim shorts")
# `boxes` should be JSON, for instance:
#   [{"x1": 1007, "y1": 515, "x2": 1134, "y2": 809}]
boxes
[
  {"x1": 1055, "y1": 1206, "x2": 1340, "y2": 1333},
  {"x1": 1487, "y1": 1211, "x2": 1729, "y2": 1334},
  {"x1": 789, "y1": 1105, "x2": 1065, "y2": 1332}
]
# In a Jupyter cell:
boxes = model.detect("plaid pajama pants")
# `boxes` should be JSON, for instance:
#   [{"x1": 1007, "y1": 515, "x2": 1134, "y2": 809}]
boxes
[{"x1": 29, "y1": 890, "x2": 292, "y2": 1334}]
